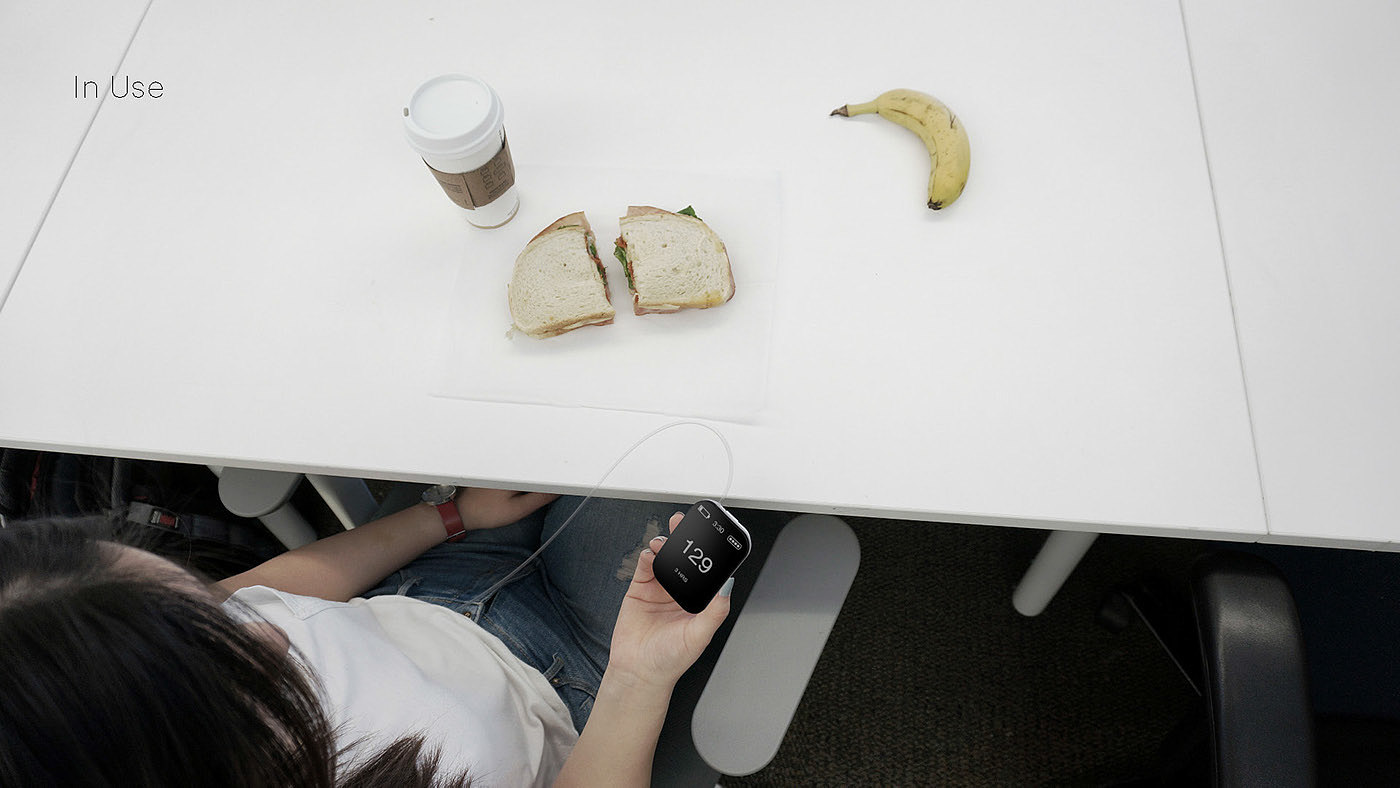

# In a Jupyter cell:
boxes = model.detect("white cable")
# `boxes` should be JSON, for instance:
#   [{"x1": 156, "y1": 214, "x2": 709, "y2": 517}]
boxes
[{"x1": 474, "y1": 420, "x2": 734, "y2": 600}]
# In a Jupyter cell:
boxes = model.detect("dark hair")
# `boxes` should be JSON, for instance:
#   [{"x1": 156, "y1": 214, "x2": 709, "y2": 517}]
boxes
[{"x1": 0, "y1": 520, "x2": 468, "y2": 787}]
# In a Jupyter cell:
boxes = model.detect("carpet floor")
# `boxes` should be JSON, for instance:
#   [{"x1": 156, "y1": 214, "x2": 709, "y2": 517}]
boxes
[
  {"x1": 720, "y1": 515, "x2": 1400, "y2": 786},
  {"x1": 725, "y1": 518, "x2": 1204, "y2": 787},
  {"x1": 333, "y1": 485, "x2": 1400, "y2": 786}
]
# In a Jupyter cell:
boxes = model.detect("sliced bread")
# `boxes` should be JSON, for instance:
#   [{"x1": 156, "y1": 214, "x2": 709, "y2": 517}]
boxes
[
  {"x1": 508, "y1": 212, "x2": 615, "y2": 338},
  {"x1": 614, "y1": 206, "x2": 735, "y2": 315}
]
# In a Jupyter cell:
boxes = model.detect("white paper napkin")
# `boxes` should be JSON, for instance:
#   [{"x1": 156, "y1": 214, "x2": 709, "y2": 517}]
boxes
[{"x1": 433, "y1": 164, "x2": 781, "y2": 421}]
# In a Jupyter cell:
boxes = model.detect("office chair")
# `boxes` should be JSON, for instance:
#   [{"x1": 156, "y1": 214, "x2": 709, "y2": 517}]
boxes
[
  {"x1": 1101, "y1": 550, "x2": 1400, "y2": 787},
  {"x1": 1100, "y1": 552, "x2": 1312, "y2": 786},
  {"x1": 209, "y1": 466, "x2": 378, "y2": 549}
]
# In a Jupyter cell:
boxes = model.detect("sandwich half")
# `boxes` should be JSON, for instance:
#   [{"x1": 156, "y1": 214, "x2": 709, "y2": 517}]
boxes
[
  {"x1": 508, "y1": 212, "x2": 615, "y2": 338},
  {"x1": 613, "y1": 206, "x2": 735, "y2": 315}
]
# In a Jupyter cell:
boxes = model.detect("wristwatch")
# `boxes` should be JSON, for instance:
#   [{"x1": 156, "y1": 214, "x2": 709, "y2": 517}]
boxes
[{"x1": 421, "y1": 484, "x2": 466, "y2": 542}]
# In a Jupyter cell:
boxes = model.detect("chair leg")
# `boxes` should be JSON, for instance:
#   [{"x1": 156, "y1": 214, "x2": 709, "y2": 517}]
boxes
[
  {"x1": 305, "y1": 474, "x2": 378, "y2": 529},
  {"x1": 1012, "y1": 530, "x2": 1099, "y2": 616}
]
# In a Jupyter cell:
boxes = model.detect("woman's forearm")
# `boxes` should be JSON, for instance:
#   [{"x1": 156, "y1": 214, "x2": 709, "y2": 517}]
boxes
[
  {"x1": 553, "y1": 671, "x2": 673, "y2": 788},
  {"x1": 216, "y1": 501, "x2": 445, "y2": 601}
]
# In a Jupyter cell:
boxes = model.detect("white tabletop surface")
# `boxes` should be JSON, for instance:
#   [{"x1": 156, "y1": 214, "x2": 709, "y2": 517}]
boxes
[
  {"x1": 0, "y1": 0, "x2": 151, "y2": 305},
  {"x1": 0, "y1": 0, "x2": 1266, "y2": 540},
  {"x1": 1182, "y1": 0, "x2": 1400, "y2": 548}
]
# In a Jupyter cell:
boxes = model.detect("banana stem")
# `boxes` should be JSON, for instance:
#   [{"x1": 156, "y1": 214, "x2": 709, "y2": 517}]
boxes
[{"x1": 830, "y1": 100, "x2": 880, "y2": 117}]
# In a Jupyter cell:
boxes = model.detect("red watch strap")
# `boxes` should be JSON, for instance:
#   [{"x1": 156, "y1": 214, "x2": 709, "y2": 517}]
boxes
[{"x1": 435, "y1": 500, "x2": 466, "y2": 542}]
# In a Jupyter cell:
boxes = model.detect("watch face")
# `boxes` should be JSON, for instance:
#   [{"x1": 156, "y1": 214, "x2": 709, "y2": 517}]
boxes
[
  {"x1": 654, "y1": 500, "x2": 751, "y2": 614},
  {"x1": 421, "y1": 484, "x2": 458, "y2": 506}
]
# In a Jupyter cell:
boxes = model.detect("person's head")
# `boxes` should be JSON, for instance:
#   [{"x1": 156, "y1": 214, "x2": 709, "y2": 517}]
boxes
[
  {"x1": 0, "y1": 520, "x2": 337, "y2": 786},
  {"x1": 0, "y1": 520, "x2": 465, "y2": 787}
]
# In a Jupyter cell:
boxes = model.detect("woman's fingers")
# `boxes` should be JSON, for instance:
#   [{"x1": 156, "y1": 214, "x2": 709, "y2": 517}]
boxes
[
  {"x1": 630, "y1": 514, "x2": 681, "y2": 587},
  {"x1": 633, "y1": 536, "x2": 662, "y2": 584},
  {"x1": 692, "y1": 579, "x2": 732, "y2": 636},
  {"x1": 634, "y1": 519, "x2": 679, "y2": 586}
]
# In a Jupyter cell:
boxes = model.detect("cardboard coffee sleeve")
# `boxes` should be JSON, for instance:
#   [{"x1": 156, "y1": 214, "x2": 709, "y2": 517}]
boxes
[{"x1": 424, "y1": 135, "x2": 516, "y2": 210}]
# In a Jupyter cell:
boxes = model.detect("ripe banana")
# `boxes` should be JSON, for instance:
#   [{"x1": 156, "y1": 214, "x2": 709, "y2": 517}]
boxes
[{"x1": 832, "y1": 89, "x2": 971, "y2": 210}]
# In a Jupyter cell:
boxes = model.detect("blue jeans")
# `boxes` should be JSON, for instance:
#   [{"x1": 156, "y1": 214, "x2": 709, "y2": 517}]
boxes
[{"x1": 363, "y1": 493, "x2": 676, "y2": 731}]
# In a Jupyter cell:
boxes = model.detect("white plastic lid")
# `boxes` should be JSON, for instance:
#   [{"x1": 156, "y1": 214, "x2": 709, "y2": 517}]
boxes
[{"x1": 402, "y1": 73, "x2": 505, "y2": 160}]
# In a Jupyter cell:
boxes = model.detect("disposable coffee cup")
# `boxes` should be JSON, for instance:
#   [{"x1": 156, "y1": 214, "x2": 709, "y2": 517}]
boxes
[{"x1": 403, "y1": 74, "x2": 519, "y2": 228}]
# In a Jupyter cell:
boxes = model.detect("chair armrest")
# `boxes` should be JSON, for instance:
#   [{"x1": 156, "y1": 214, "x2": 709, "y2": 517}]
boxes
[
  {"x1": 210, "y1": 466, "x2": 316, "y2": 550},
  {"x1": 1192, "y1": 552, "x2": 1315, "y2": 787},
  {"x1": 690, "y1": 514, "x2": 860, "y2": 776},
  {"x1": 212, "y1": 466, "x2": 301, "y2": 518}
]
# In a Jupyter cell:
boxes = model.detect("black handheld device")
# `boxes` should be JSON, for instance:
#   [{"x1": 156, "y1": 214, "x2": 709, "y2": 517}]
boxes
[{"x1": 654, "y1": 499, "x2": 752, "y2": 614}]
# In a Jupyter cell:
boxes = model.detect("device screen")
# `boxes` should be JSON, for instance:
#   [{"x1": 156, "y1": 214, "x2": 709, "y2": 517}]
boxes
[{"x1": 654, "y1": 499, "x2": 752, "y2": 614}]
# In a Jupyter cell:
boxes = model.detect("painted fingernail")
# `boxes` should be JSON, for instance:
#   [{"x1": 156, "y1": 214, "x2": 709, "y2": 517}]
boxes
[
  {"x1": 719, "y1": 578, "x2": 735, "y2": 597},
  {"x1": 651, "y1": 535, "x2": 668, "y2": 546}
]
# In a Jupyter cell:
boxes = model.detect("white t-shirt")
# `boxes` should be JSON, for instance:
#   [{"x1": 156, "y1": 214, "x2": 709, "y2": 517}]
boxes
[{"x1": 223, "y1": 586, "x2": 578, "y2": 787}]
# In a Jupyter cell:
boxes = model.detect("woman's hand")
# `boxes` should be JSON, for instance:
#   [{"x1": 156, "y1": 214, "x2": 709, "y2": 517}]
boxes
[
  {"x1": 557, "y1": 512, "x2": 735, "y2": 787},
  {"x1": 606, "y1": 512, "x2": 732, "y2": 690},
  {"x1": 456, "y1": 488, "x2": 558, "y2": 531}
]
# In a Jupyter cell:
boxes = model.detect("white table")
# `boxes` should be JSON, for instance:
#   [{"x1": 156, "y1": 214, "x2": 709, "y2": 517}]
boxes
[
  {"x1": 1013, "y1": 0, "x2": 1400, "y2": 613},
  {"x1": 1181, "y1": 0, "x2": 1400, "y2": 550},
  {"x1": 0, "y1": 0, "x2": 152, "y2": 305},
  {"x1": 0, "y1": 2, "x2": 1266, "y2": 562}
]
